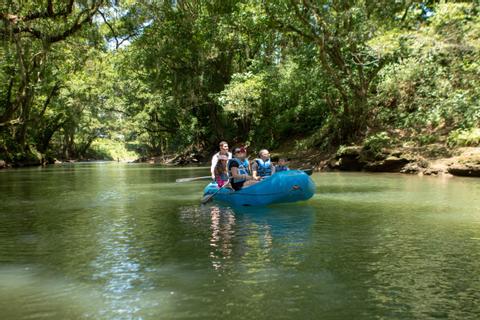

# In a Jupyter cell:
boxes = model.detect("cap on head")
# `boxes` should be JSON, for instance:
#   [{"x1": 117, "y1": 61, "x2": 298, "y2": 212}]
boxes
[{"x1": 233, "y1": 146, "x2": 247, "y2": 154}]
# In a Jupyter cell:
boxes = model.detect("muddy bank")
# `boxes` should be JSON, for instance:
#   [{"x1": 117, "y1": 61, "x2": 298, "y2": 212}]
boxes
[
  {"x1": 0, "y1": 156, "x2": 119, "y2": 170},
  {"x1": 312, "y1": 145, "x2": 480, "y2": 178},
  {"x1": 0, "y1": 152, "x2": 44, "y2": 169},
  {"x1": 132, "y1": 151, "x2": 209, "y2": 166},
  {"x1": 4, "y1": 144, "x2": 479, "y2": 180},
  {"x1": 132, "y1": 144, "x2": 480, "y2": 179}
]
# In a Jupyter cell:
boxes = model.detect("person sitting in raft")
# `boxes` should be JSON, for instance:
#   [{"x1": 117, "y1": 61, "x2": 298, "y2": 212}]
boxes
[
  {"x1": 210, "y1": 141, "x2": 232, "y2": 180},
  {"x1": 228, "y1": 147, "x2": 256, "y2": 191},
  {"x1": 275, "y1": 157, "x2": 290, "y2": 172},
  {"x1": 214, "y1": 154, "x2": 229, "y2": 187},
  {"x1": 252, "y1": 149, "x2": 276, "y2": 180}
]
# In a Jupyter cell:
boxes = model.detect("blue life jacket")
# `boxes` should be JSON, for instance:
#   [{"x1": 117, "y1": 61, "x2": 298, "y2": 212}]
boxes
[
  {"x1": 228, "y1": 158, "x2": 250, "y2": 183},
  {"x1": 254, "y1": 158, "x2": 272, "y2": 177},
  {"x1": 219, "y1": 172, "x2": 229, "y2": 181},
  {"x1": 275, "y1": 165, "x2": 289, "y2": 172},
  {"x1": 243, "y1": 159, "x2": 249, "y2": 170}
]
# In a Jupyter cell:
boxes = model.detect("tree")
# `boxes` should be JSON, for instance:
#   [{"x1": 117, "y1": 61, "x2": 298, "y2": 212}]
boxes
[
  {"x1": 265, "y1": 0, "x2": 414, "y2": 143},
  {"x1": 0, "y1": 0, "x2": 106, "y2": 162}
]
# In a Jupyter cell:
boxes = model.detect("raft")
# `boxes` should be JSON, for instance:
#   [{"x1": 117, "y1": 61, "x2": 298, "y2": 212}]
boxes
[{"x1": 203, "y1": 170, "x2": 316, "y2": 207}]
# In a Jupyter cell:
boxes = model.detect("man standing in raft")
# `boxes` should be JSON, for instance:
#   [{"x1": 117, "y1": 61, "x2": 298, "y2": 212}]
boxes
[
  {"x1": 210, "y1": 141, "x2": 232, "y2": 180},
  {"x1": 228, "y1": 147, "x2": 256, "y2": 191}
]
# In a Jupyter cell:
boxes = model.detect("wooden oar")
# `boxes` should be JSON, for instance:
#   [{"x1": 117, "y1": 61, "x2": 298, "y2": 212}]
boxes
[
  {"x1": 176, "y1": 176, "x2": 212, "y2": 183},
  {"x1": 201, "y1": 182, "x2": 230, "y2": 204}
]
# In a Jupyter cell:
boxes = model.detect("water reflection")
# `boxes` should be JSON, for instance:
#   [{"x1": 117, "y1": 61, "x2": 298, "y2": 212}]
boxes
[
  {"x1": 209, "y1": 206, "x2": 236, "y2": 270},
  {"x1": 91, "y1": 215, "x2": 143, "y2": 318},
  {"x1": 86, "y1": 166, "x2": 151, "y2": 319},
  {"x1": 194, "y1": 204, "x2": 315, "y2": 272}
]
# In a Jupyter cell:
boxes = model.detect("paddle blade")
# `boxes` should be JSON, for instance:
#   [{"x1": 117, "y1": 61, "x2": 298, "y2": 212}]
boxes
[
  {"x1": 201, "y1": 182, "x2": 230, "y2": 204},
  {"x1": 201, "y1": 194, "x2": 214, "y2": 204}
]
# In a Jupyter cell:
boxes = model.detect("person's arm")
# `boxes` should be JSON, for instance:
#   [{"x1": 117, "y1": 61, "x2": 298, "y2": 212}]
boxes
[
  {"x1": 211, "y1": 154, "x2": 218, "y2": 179},
  {"x1": 271, "y1": 164, "x2": 276, "y2": 175},
  {"x1": 251, "y1": 162, "x2": 259, "y2": 180}
]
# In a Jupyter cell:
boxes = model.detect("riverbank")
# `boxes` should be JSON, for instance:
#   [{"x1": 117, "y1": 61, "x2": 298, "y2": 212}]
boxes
[
  {"x1": 300, "y1": 145, "x2": 480, "y2": 178},
  {"x1": 3, "y1": 144, "x2": 479, "y2": 179},
  {"x1": 0, "y1": 157, "x2": 136, "y2": 169},
  {"x1": 131, "y1": 149, "x2": 213, "y2": 166},
  {"x1": 0, "y1": 150, "x2": 199, "y2": 169},
  {"x1": 129, "y1": 143, "x2": 480, "y2": 179}
]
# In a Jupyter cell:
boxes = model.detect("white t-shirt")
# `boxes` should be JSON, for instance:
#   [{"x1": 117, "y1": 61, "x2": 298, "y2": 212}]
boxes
[{"x1": 210, "y1": 151, "x2": 232, "y2": 177}]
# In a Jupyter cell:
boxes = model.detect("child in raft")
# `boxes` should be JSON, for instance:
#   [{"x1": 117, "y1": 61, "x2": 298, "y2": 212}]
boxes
[
  {"x1": 214, "y1": 154, "x2": 229, "y2": 187},
  {"x1": 252, "y1": 149, "x2": 275, "y2": 180},
  {"x1": 275, "y1": 157, "x2": 290, "y2": 172}
]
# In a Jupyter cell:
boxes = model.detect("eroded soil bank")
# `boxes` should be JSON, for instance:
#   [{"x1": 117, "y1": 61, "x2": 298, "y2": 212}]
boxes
[{"x1": 305, "y1": 145, "x2": 480, "y2": 178}]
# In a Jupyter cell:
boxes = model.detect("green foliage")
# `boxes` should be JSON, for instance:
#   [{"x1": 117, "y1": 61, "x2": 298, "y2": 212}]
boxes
[
  {"x1": 363, "y1": 132, "x2": 392, "y2": 154},
  {"x1": 372, "y1": 2, "x2": 480, "y2": 145},
  {"x1": 86, "y1": 138, "x2": 138, "y2": 161},
  {"x1": 0, "y1": 1, "x2": 113, "y2": 161},
  {"x1": 415, "y1": 134, "x2": 438, "y2": 146},
  {"x1": 447, "y1": 128, "x2": 480, "y2": 147},
  {"x1": 2, "y1": 1, "x2": 479, "y2": 165},
  {"x1": 219, "y1": 72, "x2": 266, "y2": 119}
]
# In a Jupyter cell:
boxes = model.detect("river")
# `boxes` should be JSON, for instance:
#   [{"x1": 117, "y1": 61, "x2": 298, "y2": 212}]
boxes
[{"x1": 1, "y1": 163, "x2": 479, "y2": 319}]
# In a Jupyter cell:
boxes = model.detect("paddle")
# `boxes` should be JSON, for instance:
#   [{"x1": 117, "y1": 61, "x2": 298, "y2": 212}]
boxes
[
  {"x1": 176, "y1": 176, "x2": 212, "y2": 183},
  {"x1": 178, "y1": 168, "x2": 313, "y2": 183},
  {"x1": 201, "y1": 182, "x2": 230, "y2": 204}
]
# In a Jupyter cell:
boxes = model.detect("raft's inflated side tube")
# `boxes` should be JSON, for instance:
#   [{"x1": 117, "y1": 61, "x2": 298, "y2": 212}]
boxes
[{"x1": 203, "y1": 170, "x2": 315, "y2": 206}]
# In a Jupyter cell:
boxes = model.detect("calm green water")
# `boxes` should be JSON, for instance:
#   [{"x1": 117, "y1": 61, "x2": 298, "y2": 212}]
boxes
[{"x1": 1, "y1": 163, "x2": 479, "y2": 319}]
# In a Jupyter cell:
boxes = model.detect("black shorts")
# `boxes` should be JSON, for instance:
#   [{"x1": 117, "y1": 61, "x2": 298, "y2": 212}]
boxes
[{"x1": 230, "y1": 180, "x2": 245, "y2": 191}]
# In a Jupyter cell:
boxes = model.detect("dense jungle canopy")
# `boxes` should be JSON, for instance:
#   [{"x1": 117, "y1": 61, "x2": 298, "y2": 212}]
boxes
[{"x1": 1, "y1": 1, "x2": 479, "y2": 164}]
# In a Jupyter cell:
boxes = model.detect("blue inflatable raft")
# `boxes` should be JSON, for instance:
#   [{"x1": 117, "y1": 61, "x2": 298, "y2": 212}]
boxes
[{"x1": 203, "y1": 170, "x2": 316, "y2": 206}]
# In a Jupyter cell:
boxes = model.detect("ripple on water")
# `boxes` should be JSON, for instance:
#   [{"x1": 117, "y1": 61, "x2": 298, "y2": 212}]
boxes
[{"x1": 1, "y1": 166, "x2": 480, "y2": 319}]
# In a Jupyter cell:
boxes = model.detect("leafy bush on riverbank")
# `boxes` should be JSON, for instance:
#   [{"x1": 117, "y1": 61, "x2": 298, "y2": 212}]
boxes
[
  {"x1": 86, "y1": 139, "x2": 138, "y2": 161},
  {"x1": 370, "y1": 3, "x2": 480, "y2": 146},
  {"x1": 363, "y1": 132, "x2": 394, "y2": 155},
  {"x1": 448, "y1": 128, "x2": 480, "y2": 147}
]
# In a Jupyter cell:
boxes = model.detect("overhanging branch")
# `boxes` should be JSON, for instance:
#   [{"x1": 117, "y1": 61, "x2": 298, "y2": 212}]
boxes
[{"x1": 1, "y1": 1, "x2": 104, "y2": 44}]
